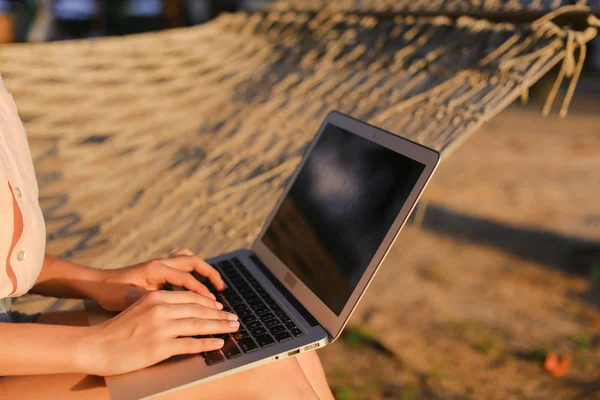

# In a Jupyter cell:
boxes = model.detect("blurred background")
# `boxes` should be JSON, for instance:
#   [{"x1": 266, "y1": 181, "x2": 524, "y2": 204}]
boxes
[
  {"x1": 0, "y1": 0, "x2": 275, "y2": 43},
  {"x1": 1, "y1": 1, "x2": 599, "y2": 399}
]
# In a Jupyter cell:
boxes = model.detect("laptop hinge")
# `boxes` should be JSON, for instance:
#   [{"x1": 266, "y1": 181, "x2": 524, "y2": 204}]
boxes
[{"x1": 249, "y1": 255, "x2": 319, "y2": 327}]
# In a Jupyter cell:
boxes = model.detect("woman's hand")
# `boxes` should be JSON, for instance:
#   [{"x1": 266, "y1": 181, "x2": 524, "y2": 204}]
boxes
[
  {"x1": 98, "y1": 248, "x2": 226, "y2": 311},
  {"x1": 82, "y1": 290, "x2": 239, "y2": 376}
]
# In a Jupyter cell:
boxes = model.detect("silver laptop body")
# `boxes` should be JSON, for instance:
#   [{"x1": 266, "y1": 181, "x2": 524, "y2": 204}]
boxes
[{"x1": 88, "y1": 111, "x2": 440, "y2": 399}]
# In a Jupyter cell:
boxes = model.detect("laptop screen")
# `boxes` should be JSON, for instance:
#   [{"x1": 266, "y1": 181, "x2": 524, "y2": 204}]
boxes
[{"x1": 262, "y1": 123, "x2": 425, "y2": 315}]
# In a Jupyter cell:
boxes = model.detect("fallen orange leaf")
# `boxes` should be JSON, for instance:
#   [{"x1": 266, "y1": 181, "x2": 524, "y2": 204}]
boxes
[{"x1": 544, "y1": 352, "x2": 572, "y2": 378}]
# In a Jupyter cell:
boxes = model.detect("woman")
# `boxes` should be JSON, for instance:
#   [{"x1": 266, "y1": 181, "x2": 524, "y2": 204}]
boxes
[{"x1": 0, "y1": 74, "x2": 334, "y2": 399}]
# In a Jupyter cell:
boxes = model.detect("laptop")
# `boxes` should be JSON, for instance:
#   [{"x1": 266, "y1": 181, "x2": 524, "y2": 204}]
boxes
[{"x1": 87, "y1": 111, "x2": 440, "y2": 399}]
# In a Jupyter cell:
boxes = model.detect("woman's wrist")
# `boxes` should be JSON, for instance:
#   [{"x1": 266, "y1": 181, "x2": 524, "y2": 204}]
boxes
[
  {"x1": 70, "y1": 323, "x2": 116, "y2": 376},
  {"x1": 72, "y1": 325, "x2": 103, "y2": 374}
]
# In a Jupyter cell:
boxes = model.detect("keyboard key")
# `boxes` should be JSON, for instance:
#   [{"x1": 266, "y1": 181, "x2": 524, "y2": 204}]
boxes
[
  {"x1": 247, "y1": 298, "x2": 263, "y2": 307},
  {"x1": 237, "y1": 309, "x2": 253, "y2": 318},
  {"x1": 225, "y1": 270, "x2": 241, "y2": 278},
  {"x1": 233, "y1": 330, "x2": 250, "y2": 340},
  {"x1": 241, "y1": 314, "x2": 257, "y2": 324},
  {"x1": 254, "y1": 306, "x2": 269, "y2": 316},
  {"x1": 270, "y1": 304, "x2": 281, "y2": 312},
  {"x1": 221, "y1": 269, "x2": 236, "y2": 277},
  {"x1": 222, "y1": 340, "x2": 242, "y2": 359},
  {"x1": 237, "y1": 338, "x2": 259, "y2": 353},
  {"x1": 204, "y1": 352, "x2": 225, "y2": 366},
  {"x1": 229, "y1": 277, "x2": 245, "y2": 286},
  {"x1": 262, "y1": 294, "x2": 273, "y2": 303},
  {"x1": 269, "y1": 325, "x2": 286, "y2": 334},
  {"x1": 218, "y1": 261, "x2": 235, "y2": 268},
  {"x1": 230, "y1": 298, "x2": 246, "y2": 307},
  {"x1": 259, "y1": 313, "x2": 275, "y2": 322},
  {"x1": 223, "y1": 292, "x2": 240, "y2": 302},
  {"x1": 265, "y1": 299, "x2": 277, "y2": 307},
  {"x1": 233, "y1": 305, "x2": 249, "y2": 315},
  {"x1": 274, "y1": 310, "x2": 286, "y2": 318},
  {"x1": 264, "y1": 318, "x2": 280, "y2": 328},
  {"x1": 246, "y1": 320, "x2": 262, "y2": 330},
  {"x1": 201, "y1": 350, "x2": 220, "y2": 357},
  {"x1": 255, "y1": 334, "x2": 276, "y2": 348},
  {"x1": 285, "y1": 321, "x2": 297, "y2": 330},
  {"x1": 274, "y1": 331, "x2": 293, "y2": 343},
  {"x1": 250, "y1": 327, "x2": 267, "y2": 336},
  {"x1": 291, "y1": 328, "x2": 303, "y2": 337},
  {"x1": 220, "y1": 286, "x2": 235, "y2": 295}
]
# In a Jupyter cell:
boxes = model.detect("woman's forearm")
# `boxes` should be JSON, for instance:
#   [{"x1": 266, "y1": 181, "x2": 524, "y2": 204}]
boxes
[
  {"x1": 30, "y1": 255, "x2": 106, "y2": 299},
  {"x1": 0, "y1": 322, "x2": 94, "y2": 376},
  {"x1": 31, "y1": 255, "x2": 147, "y2": 312}
]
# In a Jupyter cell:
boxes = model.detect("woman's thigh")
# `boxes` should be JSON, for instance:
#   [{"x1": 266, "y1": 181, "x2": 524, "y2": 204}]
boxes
[
  {"x1": 0, "y1": 373, "x2": 108, "y2": 400},
  {"x1": 1, "y1": 310, "x2": 332, "y2": 400}
]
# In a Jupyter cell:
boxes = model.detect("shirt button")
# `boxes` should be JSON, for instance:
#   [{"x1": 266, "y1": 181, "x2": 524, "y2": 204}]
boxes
[
  {"x1": 17, "y1": 251, "x2": 26, "y2": 261},
  {"x1": 15, "y1": 188, "x2": 22, "y2": 198}
]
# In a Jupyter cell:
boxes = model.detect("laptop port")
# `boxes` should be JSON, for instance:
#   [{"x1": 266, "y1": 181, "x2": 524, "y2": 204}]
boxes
[
  {"x1": 304, "y1": 343, "x2": 320, "y2": 351},
  {"x1": 287, "y1": 349, "x2": 301, "y2": 357}
]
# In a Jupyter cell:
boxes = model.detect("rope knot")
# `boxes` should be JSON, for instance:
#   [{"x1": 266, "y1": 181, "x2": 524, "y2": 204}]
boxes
[{"x1": 534, "y1": 6, "x2": 599, "y2": 117}]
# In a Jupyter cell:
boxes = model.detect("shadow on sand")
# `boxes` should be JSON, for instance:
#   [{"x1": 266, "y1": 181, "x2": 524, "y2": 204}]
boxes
[{"x1": 414, "y1": 203, "x2": 600, "y2": 308}]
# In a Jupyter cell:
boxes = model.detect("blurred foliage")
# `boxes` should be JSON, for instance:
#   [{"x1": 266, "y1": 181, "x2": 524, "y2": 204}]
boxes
[
  {"x1": 332, "y1": 382, "x2": 380, "y2": 400},
  {"x1": 343, "y1": 326, "x2": 378, "y2": 347},
  {"x1": 446, "y1": 319, "x2": 501, "y2": 356},
  {"x1": 571, "y1": 330, "x2": 591, "y2": 349}
]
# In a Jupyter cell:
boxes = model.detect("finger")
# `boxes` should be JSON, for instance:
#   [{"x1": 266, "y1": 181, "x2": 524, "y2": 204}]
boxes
[
  {"x1": 169, "y1": 247, "x2": 194, "y2": 257},
  {"x1": 160, "y1": 337, "x2": 225, "y2": 360},
  {"x1": 159, "y1": 264, "x2": 217, "y2": 300},
  {"x1": 164, "y1": 318, "x2": 240, "y2": 338},
  {"x1": 147, "y1": 289, "x2": 223, "y2": 310},
  {"x1": 164, "y1": 303, "x2": 238, "y2": 321},
  {"x1": 161, "y1": 256, "x2": 226, "y2": 291}
]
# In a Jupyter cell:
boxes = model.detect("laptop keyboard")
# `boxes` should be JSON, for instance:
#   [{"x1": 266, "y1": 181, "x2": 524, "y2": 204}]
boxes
[{"x1": 197, "y1": 257, "x2": 304, "y2": 366}]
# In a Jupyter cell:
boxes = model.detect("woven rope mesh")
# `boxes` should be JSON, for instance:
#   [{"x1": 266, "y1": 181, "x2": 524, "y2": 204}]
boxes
[
  {"x1": 272, "y1": 0, "x2": 599, "y2": 13},
  {"x1": 0, "y1": 9, "x2": 581, "y2": 277}
]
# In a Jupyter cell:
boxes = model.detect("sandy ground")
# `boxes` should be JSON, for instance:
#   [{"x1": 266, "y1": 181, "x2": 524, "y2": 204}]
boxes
[
  {"x1": 319, "y1": 94, "x2": 600, "y2": 399},
  {"x1": 10, "y1": 88, "x2": 600, "y2": 400}
]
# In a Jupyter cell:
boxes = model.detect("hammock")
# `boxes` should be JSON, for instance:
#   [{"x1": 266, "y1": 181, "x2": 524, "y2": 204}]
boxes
[
  {"x1": 274, "y1": 0, "x2": 600, "y2": 13},
  {"x1": 0, "y1": 6, "x2": 597, "y2": 313}
]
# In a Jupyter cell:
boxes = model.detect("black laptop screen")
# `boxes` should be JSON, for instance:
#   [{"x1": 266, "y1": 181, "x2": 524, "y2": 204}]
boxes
[{"x1": 262, "y1": 123, "x2": 425, "y2": 315}]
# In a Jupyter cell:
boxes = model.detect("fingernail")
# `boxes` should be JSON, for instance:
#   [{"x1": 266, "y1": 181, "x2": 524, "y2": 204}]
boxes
[
  {"x1": 227, "y1": 313, "x2": 238, "y2": 321},
  {"x1": 209, "y1": 293, "x2": 216, "y2": 300},
  {"x1": 215, "y1": 302, "x2": 224, "y2": 310},
  {"x1": 212, "y1": 339, "x2": 225, "y2": 347},
  {"x1": 221, "y1": 280, "x2": 227, "y2": 289},
  {"x1": 228, "y1": 321, "x2": 239, "y2": 329}
]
